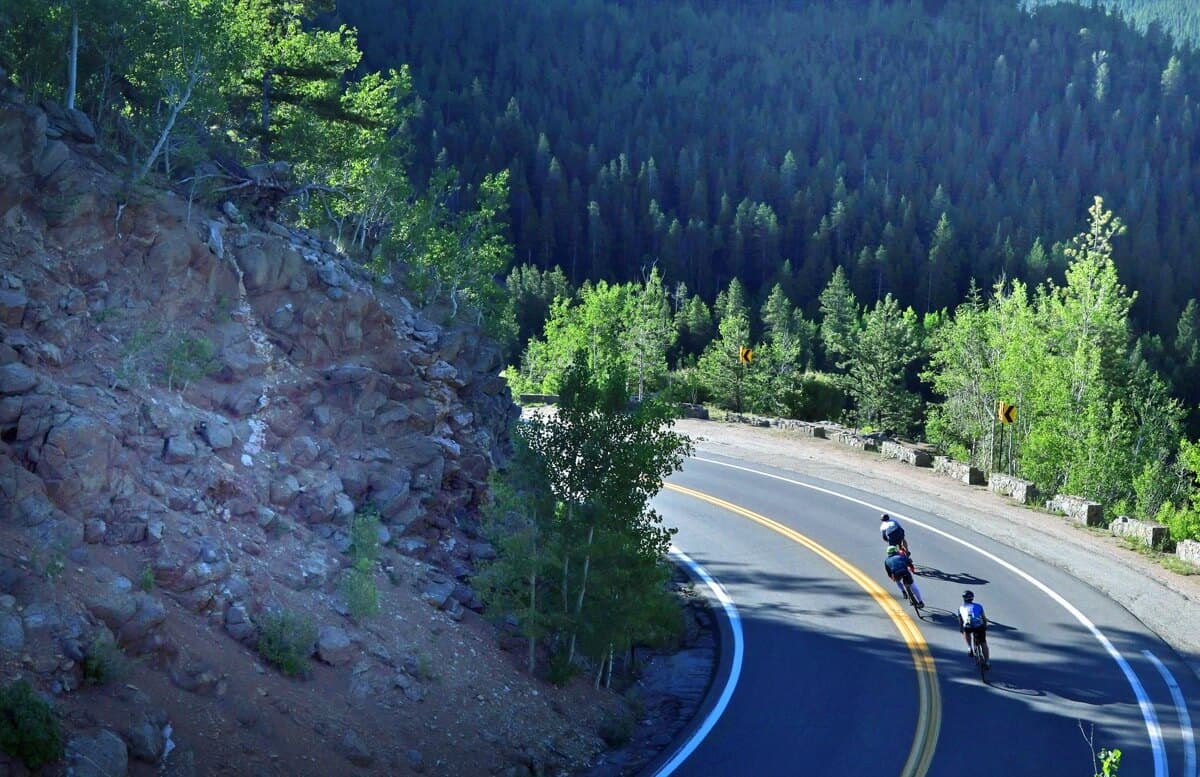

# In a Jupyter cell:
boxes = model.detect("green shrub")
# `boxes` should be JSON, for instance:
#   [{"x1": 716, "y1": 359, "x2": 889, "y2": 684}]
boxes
[
  {"x1": 0, "y1": 679, "x2": 64, "y2": 769},
  {"x1": 138, "y1": 565, "x2": 156, "y2": 592},
  {"x1": 598, "y1": 712, "x2": 635, "y2": 747},
  {"x1": 783, "y1": 372, "x2": 846, "y2": 421},
  {"x1": 1157, "y1": 502, "x2": 1200, "y2": 544},
  {"x1": 545, "y1": 651, "x2": 578, "y2": 687},
  {"x1": 256, "y1": 611, "x2": 316, "y2": 678},
  {"x1": 161, "y1": 334, "x2": 218, "y2": 391},
  {"x1": 349, "y1": 506, "x2": 382, "y2": 563},
  {"x1": 342, "y1": 559, "x2": 379, "y2": 620},
  {"x1": 82, "y1": 639, "x2": 131, "y2": 686}
]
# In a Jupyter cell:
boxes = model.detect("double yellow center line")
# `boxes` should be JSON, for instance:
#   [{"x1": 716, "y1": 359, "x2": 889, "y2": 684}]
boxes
[{"x1": 665, "y1": 482, "x2": 941, "y2": 777}]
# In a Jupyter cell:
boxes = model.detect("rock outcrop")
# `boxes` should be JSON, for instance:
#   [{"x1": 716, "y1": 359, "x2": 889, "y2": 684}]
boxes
[{"x1": 0, "y1": 92, "x2": 524, "y2": 769}]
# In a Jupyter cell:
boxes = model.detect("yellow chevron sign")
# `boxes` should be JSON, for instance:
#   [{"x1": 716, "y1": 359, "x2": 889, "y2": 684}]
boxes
[{"x1": 998, "y1": 402, "x2": 1017, "y2": 424}]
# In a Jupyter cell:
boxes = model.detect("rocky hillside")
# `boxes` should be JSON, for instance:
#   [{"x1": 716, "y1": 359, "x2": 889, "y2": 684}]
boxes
[{"x1": 0, "y1": 85, "x2": 622, "y2": 775}]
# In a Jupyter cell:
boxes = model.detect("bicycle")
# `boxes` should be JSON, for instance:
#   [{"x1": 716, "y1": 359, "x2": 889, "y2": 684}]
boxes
[
  {"x1": 898, "y1": 578, "x2": 924, "y2": 619},
  {"x1": 968, "y1": 631, "x2": 988, "y2": 682}
]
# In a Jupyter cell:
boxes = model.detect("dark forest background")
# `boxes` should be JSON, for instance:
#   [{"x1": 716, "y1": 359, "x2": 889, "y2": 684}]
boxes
[{"x1": 332, "y1": 0, "x2": 1198, "y2": 347}]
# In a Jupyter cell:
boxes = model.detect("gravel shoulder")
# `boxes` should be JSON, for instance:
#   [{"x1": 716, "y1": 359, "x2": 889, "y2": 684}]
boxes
[{"x1": 671, "y1": 418, "x2": 1200, "y2": 682}]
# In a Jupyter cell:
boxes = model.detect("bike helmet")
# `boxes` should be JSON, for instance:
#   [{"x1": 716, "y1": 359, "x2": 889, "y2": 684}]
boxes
[
  {"x1": 886, "y1": 545, "x2": 899, "y2": 555},
  {"x1": 962, "y1": 590, "x2": 975, "y2": 602},
  {"x1": 880, "y1": 514, "x2": 890, "y2": 521}
]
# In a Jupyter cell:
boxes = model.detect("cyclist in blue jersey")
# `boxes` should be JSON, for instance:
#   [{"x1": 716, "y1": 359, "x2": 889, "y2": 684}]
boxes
[
  {"x1": 880, "y1": 514, "x2": 910, "y2": 555},
  {"x1": 884, "y1": 546, "x2": 924, "y2": 608},
  {"x1": 958, "y1": 590, "x2": 990, "y2": 669}
]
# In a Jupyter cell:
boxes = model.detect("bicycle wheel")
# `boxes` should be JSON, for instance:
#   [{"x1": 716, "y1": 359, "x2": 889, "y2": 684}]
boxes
[
  {"x1": 908, "y1": 585, "x2": 923, "y2": 618},
  {"x1": 973, "y1": 638, "x2": 988, "y2": 682}
]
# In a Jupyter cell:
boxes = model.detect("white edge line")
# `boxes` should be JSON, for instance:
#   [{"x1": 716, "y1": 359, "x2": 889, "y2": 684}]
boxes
[
  {"x1": 1144, "y1": 650, "x2": 1196, "y2": 777},
  {"x1": 652, "y1": 545, "x2": 745, "y2": 777},
  {"x1": 692, "y1": 455, "x2": 1169, "y2": 777}
]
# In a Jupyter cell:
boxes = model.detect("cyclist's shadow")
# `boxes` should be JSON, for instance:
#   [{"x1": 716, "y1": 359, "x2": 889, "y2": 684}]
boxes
[
  {"x1": 912, "y1": 565, "x2": 988, "y2": 586},
  {"x1": 909, "y1": 609, "x2": 1018, "y2": 636}
]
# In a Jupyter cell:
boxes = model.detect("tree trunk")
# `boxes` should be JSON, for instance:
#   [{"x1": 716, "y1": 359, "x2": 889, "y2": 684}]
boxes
[
  {"x1": 566, "y1": 523, "x2": 595, "y2": 665},
  {"x1": 66, "y1": 11, "x2": 79, "y2": 111},
  {"x1": 134, "y1": 51, "x2": 202, "y2": 184},
  {"x1": 260, "y1": 70, "x2": 273, "y2": 160},
  {"x1": 526, "y1": 567, "x2": 537, "y2": 673}
]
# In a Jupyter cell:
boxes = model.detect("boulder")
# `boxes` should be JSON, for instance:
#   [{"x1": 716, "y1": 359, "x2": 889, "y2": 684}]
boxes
[
  {"x1": 197, "y1": 417, "x2": 234, "y2": 450},
  {"x1": 0, "y1": 362, "x2": 37, "y2": 394},
  {"x1": 36, "y1": 415, "x2": 115, "y2": 512},
  {"x1": 163, "y1": 434, "x2": 198, "y2": 463},
  {"x1": 269, "y1": 474, "x2": 301, "y2": 506},
  {"x1": 317, "y1": 625, "x2": 354, "y2": 666},
  {"x1": 338, "y1": 729, "x2": 373, "y2": 767},
  {"x1": 81, "y1": 568, "x2": 138, "y2": 630},
  {"x1": 126, "y1": 717, "x2": 166, "y2": 764},
  {"x1": 67, "y1": 729, "x2": 129, "y2": 777},
  {"x1": 0, "y1": 612, "x2": 23, "y2": 654},
  {"x1": 0, "y1": 289, "x2": 28, "y2": 327}
]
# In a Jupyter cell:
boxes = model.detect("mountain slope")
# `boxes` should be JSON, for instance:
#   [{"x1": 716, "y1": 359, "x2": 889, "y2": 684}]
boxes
[{"x1": 0, "y1": 87, "x2": 622, "y2": 775}]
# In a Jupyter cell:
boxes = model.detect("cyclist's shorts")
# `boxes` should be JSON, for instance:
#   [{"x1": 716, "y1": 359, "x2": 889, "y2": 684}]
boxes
[
  {"x1": 894, "y1": 571, "x2": 914, "y2": 585},
  {"x1": 964, "y1": 625, "x2": 987, "y2": 644}
]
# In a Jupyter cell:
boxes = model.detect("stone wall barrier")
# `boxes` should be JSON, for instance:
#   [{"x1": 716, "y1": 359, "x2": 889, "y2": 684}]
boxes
[
  {"x1": 988, "y1": 473, "x2": 1039, "y2": 505},
  {"x1": 1046, "y1": 494, "x2": 1104, "y2": 527},
  {"x1": 1110, "y1": 516, "x2": 1169, "y2": 548},
  {"x1": 1177, "y1": 539, "x2": 1200, "y2": 568},
  {"x1": 678, "y1": 403, "x2": 709, "y2": 419},
  {"x1": 725, "y1": 413, "x2": 770, "y2": 427},
  {"x1": 832, "y1": 431, "x2": 879, "y2": 452},
  {"x1": 881, "y1": 441, "x2": 932, "y2": 467},
  {"x1": 772, "y1": 419, "x2": 826, "y2": 438},
  {"x1": 933, "y1": 456, "x2": 985, "y2": 485}
]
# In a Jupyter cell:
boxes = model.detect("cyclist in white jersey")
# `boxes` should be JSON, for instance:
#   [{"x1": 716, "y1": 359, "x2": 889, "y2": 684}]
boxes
[{"x1": 958, "y1": 590, "x2": 990, "y2": 669}]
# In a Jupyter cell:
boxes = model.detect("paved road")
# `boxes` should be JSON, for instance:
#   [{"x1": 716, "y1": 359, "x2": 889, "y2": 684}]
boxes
[{"x1": 649, "y1": 452, "x2": 1200, "y2": 777}]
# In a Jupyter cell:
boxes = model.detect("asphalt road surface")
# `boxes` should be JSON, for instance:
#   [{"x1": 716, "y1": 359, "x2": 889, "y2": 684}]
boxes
[{"x1": 649, "y1": 451, "x2": 1200, "y2": 777}]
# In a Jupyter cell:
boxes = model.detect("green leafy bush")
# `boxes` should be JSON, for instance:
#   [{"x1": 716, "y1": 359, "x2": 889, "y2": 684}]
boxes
[
  {"x1": 82, "y1": 639, "x2": 131, "y2": 686},
  {"x1": 256, "y1": 611, "x2": 316, "y2": 678},
  {"x1": 138, "y1": 565, "x2": 156, "y2": 592},
  {"x1": 0, "y1": 679, "x2": 64, "y2": 769},
  {"x1": 341, "y1": 506, "x2": 382, "y2": 619},
  {"x1": 349, "y1": 506, "x2": 382, "y2": 563},
  {"x1": 545, "y1": 651, "x2": 578, "y2": 687},
  {"x1": 598, "y1": 713, "x2": 635, "y2": 747},
  {"x1": 1157, "y1": 503, "x2": 1200, "y2": 545},
  {"x1": 784, "y1": 372, "x2": 846, "y2": 422},
  {"x1": 161, "y1": 334, "x2": 218, "y2": 390},
  {"x1": 342, "y1": 560, "x2": 380, "y2": 620}
]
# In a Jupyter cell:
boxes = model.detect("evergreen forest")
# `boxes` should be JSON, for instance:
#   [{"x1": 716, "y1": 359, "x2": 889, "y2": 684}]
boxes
[
  {"x1": 1023, "y1": 0, "x2": 1200, "y2": 46},
  {"x1": 337, "y1": 0, "x2": 1199, "y2": 341}
]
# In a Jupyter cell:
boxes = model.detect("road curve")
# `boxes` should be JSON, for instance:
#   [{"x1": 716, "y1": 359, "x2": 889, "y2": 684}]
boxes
[{"x1": 647, "y1": 452, "x2": 1200, "y2": 777}]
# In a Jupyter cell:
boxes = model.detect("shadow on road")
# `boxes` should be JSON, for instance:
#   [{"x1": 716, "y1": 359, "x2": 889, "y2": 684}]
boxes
[{"x1": 912, "y1": 565, "x2": 989, "y2": 585}]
